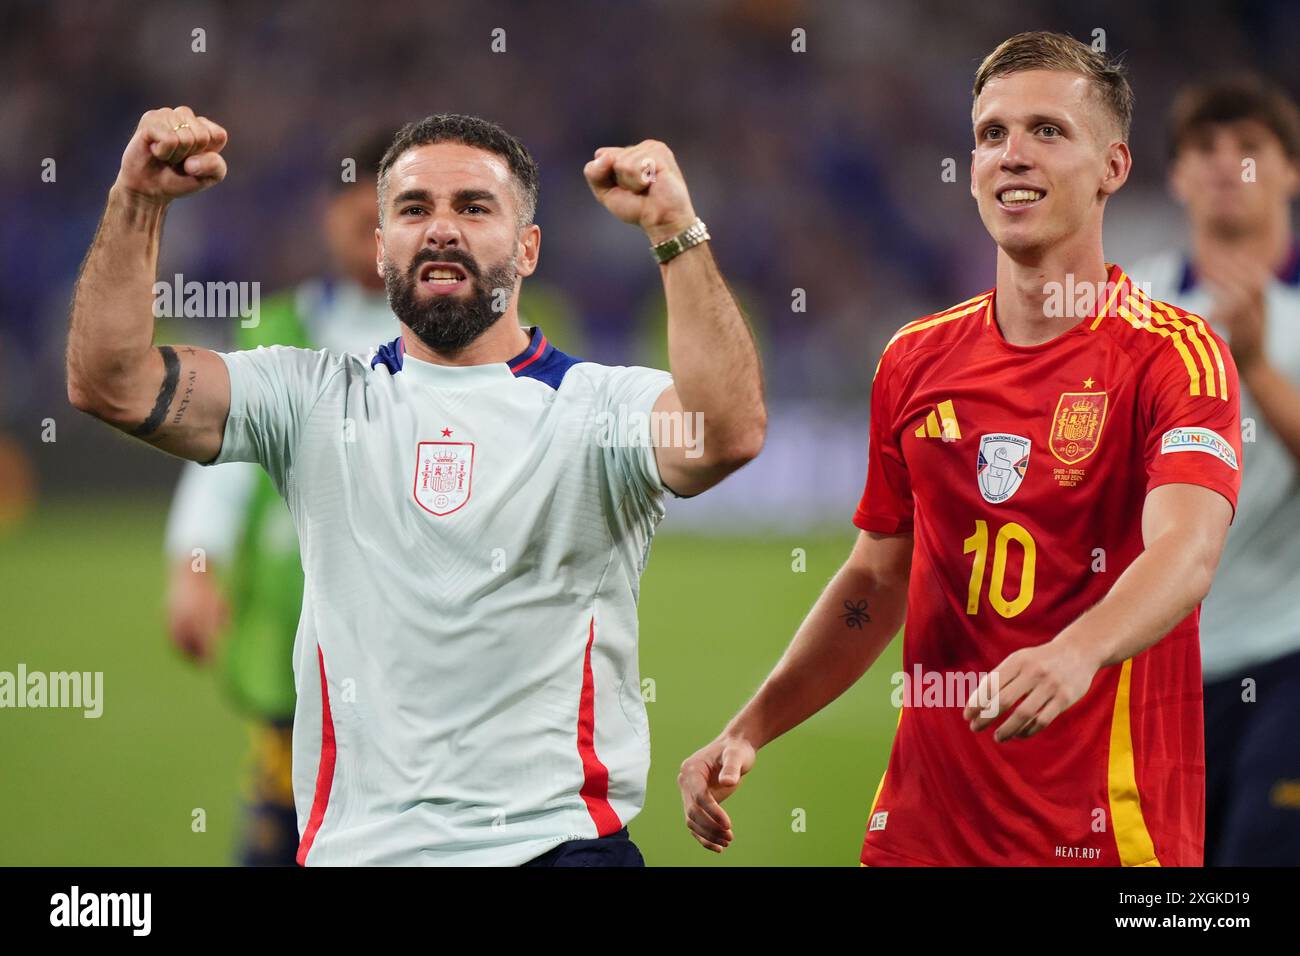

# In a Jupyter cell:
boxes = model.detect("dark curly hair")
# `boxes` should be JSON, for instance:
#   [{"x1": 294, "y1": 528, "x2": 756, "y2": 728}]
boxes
[{"x1": 377, "y1": 113, "x2": 539, "y2": 227}]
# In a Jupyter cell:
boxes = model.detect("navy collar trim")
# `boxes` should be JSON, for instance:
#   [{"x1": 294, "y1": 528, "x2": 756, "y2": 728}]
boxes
[
  {"x1": 370, "y1": 326, "x2": 582, "y2": 390},
  {"x1": 370, "y1": 335, "x2": 405, "y2": 373},
  {"x1": 507, "y1": 326, "x2": 554, "y2": 374}
]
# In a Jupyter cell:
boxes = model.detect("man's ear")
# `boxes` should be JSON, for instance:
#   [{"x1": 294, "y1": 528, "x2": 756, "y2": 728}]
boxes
[
  {"x1": 515, "y1": 223, "x2": 541, "y2": 278},
  {"x1": 374, "y1": 226, "x2": 384, "y2": 280},
  {"x1": 1100, "y1": 140, "x2": 1132, "y2": 198},
  {"x1": 969, "y1": 150, "x2": 977, "y2": 201}
]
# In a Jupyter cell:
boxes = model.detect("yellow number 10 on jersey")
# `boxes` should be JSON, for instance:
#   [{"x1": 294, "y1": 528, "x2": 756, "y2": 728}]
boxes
[{"x1": 963, "y1": 519, "x2": 1036, "y2": 618}]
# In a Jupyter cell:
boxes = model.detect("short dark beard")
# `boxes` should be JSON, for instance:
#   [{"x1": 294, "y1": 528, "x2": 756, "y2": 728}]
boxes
[{"x1": 383, "y1": 247, "x2": 517, "y2": 355}]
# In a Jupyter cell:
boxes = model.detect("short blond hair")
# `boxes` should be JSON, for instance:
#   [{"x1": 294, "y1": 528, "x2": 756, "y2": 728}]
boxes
[{"x1": 972, "y1": 31, "x2": 1133, "y2": 142}]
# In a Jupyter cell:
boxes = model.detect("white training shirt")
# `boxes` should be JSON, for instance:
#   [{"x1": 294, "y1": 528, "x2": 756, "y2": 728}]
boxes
[
  {"x1": 1130, "y1": 246, "x2": 1300, "y2": 681},
  {"x1": 166, "y1": 278, "x2": 395, "y2": 563},
  {"x1": 207, "y1": 326, "x2": 673, "y2": 865}
]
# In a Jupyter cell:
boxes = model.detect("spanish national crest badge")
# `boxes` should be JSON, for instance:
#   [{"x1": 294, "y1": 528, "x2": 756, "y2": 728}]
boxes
[
  {"x1": 413, "y1": 441, "x2": 475, "y2": 516},
  {"x1": 1050, "y1": 392, "x2": 1108, "y2": 465}
]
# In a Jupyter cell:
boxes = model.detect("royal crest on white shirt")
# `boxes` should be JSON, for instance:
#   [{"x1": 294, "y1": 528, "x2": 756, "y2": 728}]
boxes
[{"x1": 414, "y1": 441, "x2": 475, "y2": 516}]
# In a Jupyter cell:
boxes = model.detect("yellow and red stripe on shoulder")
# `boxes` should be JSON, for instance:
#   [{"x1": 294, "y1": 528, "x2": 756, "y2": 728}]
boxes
[
  {"x1": 1112, "y1": 283, "x2": 1230, "y2": 401},
  {"x1": 872, "y1": 289, "x2": 995, "y2": 380}
]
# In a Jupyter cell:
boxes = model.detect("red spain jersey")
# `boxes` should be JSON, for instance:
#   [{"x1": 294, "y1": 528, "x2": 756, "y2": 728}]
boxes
[{"x1": 855, "y1": 264, "x2": 1242, "y2": 867}]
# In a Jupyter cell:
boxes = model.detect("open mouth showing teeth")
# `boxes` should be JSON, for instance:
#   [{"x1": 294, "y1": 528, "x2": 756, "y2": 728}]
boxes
[
  {"x1": 418, "y1": 262, "x2": 468, "y2": 285},
  {"x1": 998, "y1": 189, "x2": 1045, "y2": 206}
]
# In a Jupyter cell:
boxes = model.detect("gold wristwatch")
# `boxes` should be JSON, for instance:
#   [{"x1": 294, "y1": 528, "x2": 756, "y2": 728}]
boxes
[{"x1": 651, "y1": 218, "x2": 710, "y2": 264}]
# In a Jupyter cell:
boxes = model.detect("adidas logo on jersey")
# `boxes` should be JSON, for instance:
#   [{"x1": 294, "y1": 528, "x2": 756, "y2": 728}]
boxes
[{"x1": 914, "y1": 399, "x2": 961, "y2": 441}]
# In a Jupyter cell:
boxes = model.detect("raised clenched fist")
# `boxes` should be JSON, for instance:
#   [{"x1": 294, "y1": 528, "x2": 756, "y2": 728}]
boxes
[
  {"x1": 583, "y1": 139, "x2": 698, "y2": 246},
  {"x1": 115, "y1": 106, "x2": 229, "y2": 204}
]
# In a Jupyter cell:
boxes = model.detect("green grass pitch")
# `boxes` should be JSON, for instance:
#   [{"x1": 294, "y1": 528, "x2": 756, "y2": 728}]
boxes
[{"x1": 0, "y1": 501, "x2": 901, "y2": 865}]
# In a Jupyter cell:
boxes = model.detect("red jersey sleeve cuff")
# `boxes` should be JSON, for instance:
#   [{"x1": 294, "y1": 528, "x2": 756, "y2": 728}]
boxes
[{"x1": 853, "y1": 510, "x2": 915, "y2": 534}]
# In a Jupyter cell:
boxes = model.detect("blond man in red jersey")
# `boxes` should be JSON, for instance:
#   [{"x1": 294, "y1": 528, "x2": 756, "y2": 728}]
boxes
[{"x1": 679, "y1": 31, "x2": 1242, "y2": 866}]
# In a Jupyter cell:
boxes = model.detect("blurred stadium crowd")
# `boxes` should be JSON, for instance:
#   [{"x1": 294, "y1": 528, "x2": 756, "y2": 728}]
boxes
[{"x1": 2, "y1": 0, "x2": 1298, "y2": 507}]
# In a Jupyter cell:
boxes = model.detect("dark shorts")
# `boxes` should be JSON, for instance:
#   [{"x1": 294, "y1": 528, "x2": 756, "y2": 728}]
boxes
[
  {"x1": 522, "y1": 827, "x2": 645, "y2": 867},
  {"x1": 239, "y1": 718, "x2": 299, "y2": 867},
  {"x1": 1204, "y1": 646, "x2": 1300, "y2": 866}
]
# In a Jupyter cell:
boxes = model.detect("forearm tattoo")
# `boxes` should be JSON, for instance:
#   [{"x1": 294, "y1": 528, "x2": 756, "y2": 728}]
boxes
[
  {"x1": 129, "y1": 345, "x2": 180, "y2": 437},
  {"x1": 841, "y1": 600, "x2": 871, "y2": 629}
]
